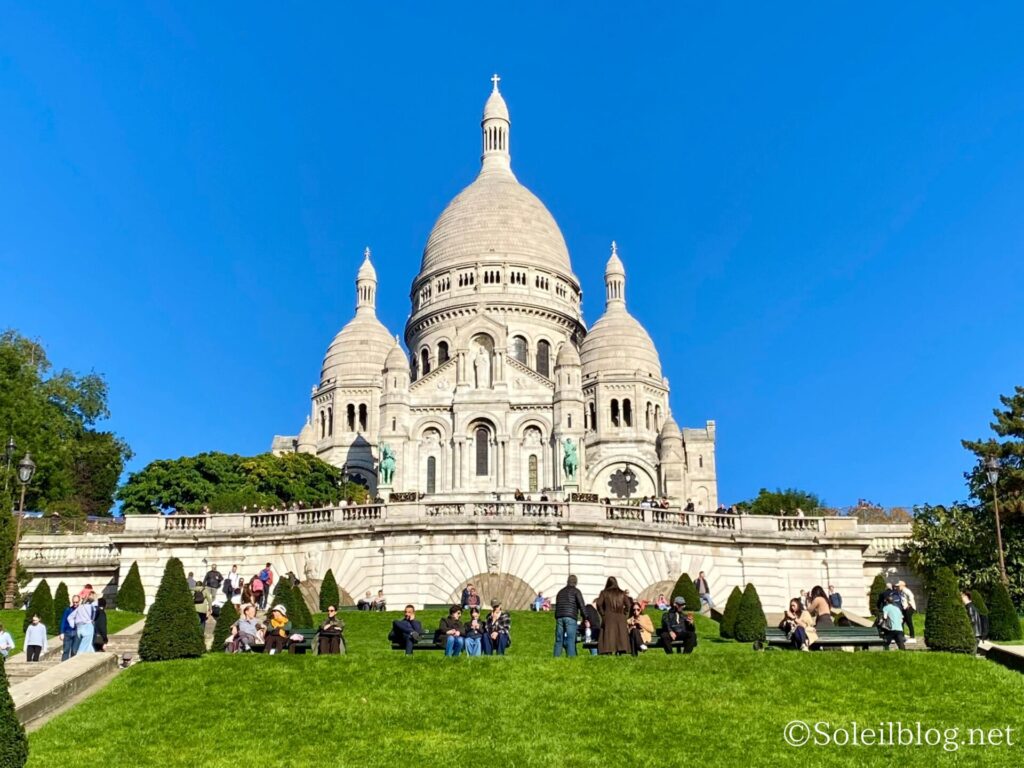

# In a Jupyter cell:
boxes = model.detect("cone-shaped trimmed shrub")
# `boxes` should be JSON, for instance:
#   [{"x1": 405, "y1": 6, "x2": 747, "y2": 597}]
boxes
[
  {"x1": 0, "y1": 659, "x2": 28, "y2": 767},
  {"x1": 23, "y1": 580, "x2": 53, "y2": 633},
  {"x1": 868, "y1": 572, "x2": 887, "y2": 618},
  {"x1": 271, "y1": 581, "x2": 294, "y2": 615},
  {"x1": 319, "y1": 569, "x2": 340, "y2": 611},
  {"x1": 923, "y1": 567, "x2": 976, "y2": 653},
  {"x1": 212, "y1": 599, "x2": 239, "y2": 651},
  {"x1": 733, "y1": 583, "x2": 766, "y2": 643},
  {"x1": 138, "y1": 557, "x2": 206, "y2": 661},
  {"x1": 670, "y1": 573, "x2": 703, "y2": 613},
  {"x1": 971, "y1": 587, "x2": 989, "y2": 616},
  {"x1": 118, "y1": 561, "x2": 146, "y2": 614},
  {"x1": 290, "y1": 586, "x2": 314, "y2": 629},
  {"x1": 52, "y1": 582, "x2": 70, "y2": 632},
  {"x1": 986, "y1": 580, "x2": 1023, "y2": 641},
  {"x1": 719, "y1": 586, "x2": 743, "y2": 639}
]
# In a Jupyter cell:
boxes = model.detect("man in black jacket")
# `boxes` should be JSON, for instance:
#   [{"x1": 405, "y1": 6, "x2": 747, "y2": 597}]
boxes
[
  {"x1": 660, "y1": 596, "x2": 697, "y2": 654},
  {"x1": 389, "y1": 605, "x2": 424, "y2": 655},
  {"x1": 203, "y1": 565, "x2": 223, "y2": 603},
  {"x1": 553, "y1": 575, "x2": 587, "y2": 657}
]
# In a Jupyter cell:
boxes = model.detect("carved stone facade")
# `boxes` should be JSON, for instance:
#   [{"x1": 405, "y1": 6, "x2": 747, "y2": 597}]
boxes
[{"x1": 271, "y1": 78, "x2": 716, "y2": 508}]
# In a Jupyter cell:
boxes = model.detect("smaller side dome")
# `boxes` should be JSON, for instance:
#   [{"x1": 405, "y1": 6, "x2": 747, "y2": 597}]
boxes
[
  {"x1": 659, "y1": 416, "x2": 682, "y2": 441},
  {"x1": 385, "y1": 336, "x2": 410, "y2": 371},
  {"x1": 555, "y1": 342, "x2": 581, "y2": 368},
  {"x1": 297, "y1": 417, "x2": 316, "y2": 452}
]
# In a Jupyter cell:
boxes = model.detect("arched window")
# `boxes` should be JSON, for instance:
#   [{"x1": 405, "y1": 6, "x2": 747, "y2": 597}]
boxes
[
  {"x1": 536, "y1": 339, "x2": 550, "y2": 377},
  {"x1": 623, "y1": 399, "x2": 632, "y2": 427},
  {"x1": 420, "y1": 348, "x2": 431, "y2": 376},
  {"x1": 327, "y1": 407, "x2": 333, "y2": 436},
  {"x1": 426, "y1": 456, "x2": 437, "y2": 494},
  {"x1": 438, "y1": 341, "x2": 450, "y2": 365},
  {"x1": 699, "y1": 455, "x2": 704, "y2": 468},
  {"x1": 589, "y1": 402, "x2": 597, "y2": 431},
  {"x1": 567, "y1": 414, "x2": 573, "y2": 429},
  {"x1": 528, "y1": 455, "x2": 538, "y2": 493},
  {"x1": 611, "y1": 399, "x2": 620, "y2": 427},
  {"x1": 358, "y1": 404, "x2": 368, "y2": 432},
  {"x1": 319, "y1": 410, "x2": 326, "y2": 438},
  {"x1": 646, "y1": 402, "x2": 652, "y2": 430},
  {"x1": 391, "y1": 418, "x2": 396, "y2": 431},
  {"x1": 511, "y1": 336, "x2": 528, "y2": 365},
  {"x1": 475, "y1": 427, "x2": 489, "y2": 476},
  {"x1": 346, "y1": 404, "x2": 355, "y2": 431}
]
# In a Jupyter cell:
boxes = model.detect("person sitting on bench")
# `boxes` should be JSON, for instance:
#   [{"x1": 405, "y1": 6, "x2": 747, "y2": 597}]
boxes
[
  {"x1": 389, "y1": 605, "x2": 424, "y2": 655},
  {"x1": 659, "y1": 596, "x2": 697, "y2": 654},
  {"x1": 780, "y1": 598, "x2": 817, "y2": 651},
  {"x1": 436, "y1": 605, "x2": 465, "y2": 657},
  {"x1": 626, "y1": 601, "x2": 655, "y2": 655},
  {"x1": 264, "y1": 604, "x2": 292, "y2": 654},
  {"x1": 228, "y1": 604, "x2": 262, "y2": 652},
  {"x1": 318, "y1": 605, "x2": 346, "y2": 654}
]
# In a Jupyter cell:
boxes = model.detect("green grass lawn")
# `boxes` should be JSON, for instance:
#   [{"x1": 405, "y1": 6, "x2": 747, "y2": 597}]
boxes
[
  {"x1": 26, "y1": 610, "x2": 1024, "y2": 767},
  {"x1": 0, "y1": 609, "x2": 142, "y2": 653}
]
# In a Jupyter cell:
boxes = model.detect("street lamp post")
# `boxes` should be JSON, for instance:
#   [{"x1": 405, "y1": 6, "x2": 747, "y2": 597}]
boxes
[
  {"x1": 4, "y1": 452, "x2": 36, "y2": 609},
  {"x1": 986, "y1": 456, "x2": 1009, "y2": 586}
]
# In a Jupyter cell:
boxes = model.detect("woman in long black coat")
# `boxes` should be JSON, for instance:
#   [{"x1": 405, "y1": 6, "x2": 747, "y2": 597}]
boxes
[
  {"x1": 595, "y1": 577, "x2": 630, "y2": 655},
  {"x1": 92, "y1": 597, "x2": 109, "y2": 652}
]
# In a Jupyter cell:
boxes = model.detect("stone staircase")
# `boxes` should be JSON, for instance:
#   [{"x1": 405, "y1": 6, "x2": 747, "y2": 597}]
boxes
[{"x1": 4, "y1": 650, "x2": 62, "y2": 686}]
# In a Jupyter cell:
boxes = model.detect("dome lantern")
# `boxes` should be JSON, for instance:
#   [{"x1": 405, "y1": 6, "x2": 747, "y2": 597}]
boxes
[
  {"x1": 356, "y1": 247, "x2": 378, "y2": 314},
  {"x1": 605, "y1": 241, "x2": 626, "y2": 307},
  {"x1": 481, "y1": 73, "x2": 511, "y2": 175}
]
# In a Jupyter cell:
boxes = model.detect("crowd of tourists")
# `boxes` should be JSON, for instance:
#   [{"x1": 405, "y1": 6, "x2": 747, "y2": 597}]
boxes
[
  {"x1": 0, "y1": 584, "x2": 108, "y2": 664},
  {"x1": 222, "y1": 602, "x2": 346, "y2": 655}
]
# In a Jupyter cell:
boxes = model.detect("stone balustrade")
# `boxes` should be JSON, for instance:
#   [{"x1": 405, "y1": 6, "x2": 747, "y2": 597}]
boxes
[{"x1": 19, "y1": 538, "x2": 120, "y2": 566}]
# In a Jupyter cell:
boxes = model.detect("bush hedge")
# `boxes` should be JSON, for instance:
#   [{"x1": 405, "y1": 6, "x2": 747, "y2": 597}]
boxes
[
  {"x1": 0, "y1": 659, "x2": 28, "y2": 767},
  {"x1": 719, "y1": 586, "x2": 743, "y2": 639},
  {"x1": 319, "y1": 569, "x2": 340, "y2": 612},
  {"x1": 986, "y1": 580, "x2": 1023, "y2": 642},
  {"x1": 923, "y1": 567, "x2": 976, "y2": 653},
  {"x1": 868, "y1": 572, "x2": 887, "y2": 617},
  {"x1": 118, "y1": 561, "x2": 146, "y2": 614},
  {"x1": 212, "y1": 599, "x2": 239, "y2": 651},
  {"x1": 670, "y1": 573, "x2": 702, "y2": 613},
  {"x1": 23, "y1": 579, "x2": 53, "y2": 633},
  {"x1": 138, "y1": 558, "x2": 206, "y2": 661},
  {"x1": 52, "y1": 582, "x2": 70, "y2": 631},
  {"x1": 290, "y1": 586, "x2": 314, "y2": 629},
  {"x1": 733, "y1": 583, "x2": 766, "y2": 643}
]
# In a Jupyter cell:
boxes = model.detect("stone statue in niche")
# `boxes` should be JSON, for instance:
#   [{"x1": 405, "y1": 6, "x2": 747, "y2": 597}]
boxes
[
  {"x1": 485, "y1": 532, "x2": 501, "y2": 574},
  {"x1": 663, "y1": 548, "x2": 681, "y2": 578},
  {"x1": 303, "y1": 549, "x2": 320, "y2": 580},
  {"x1": 474, "y1": 348, "x2": 491, "y2": 389}
]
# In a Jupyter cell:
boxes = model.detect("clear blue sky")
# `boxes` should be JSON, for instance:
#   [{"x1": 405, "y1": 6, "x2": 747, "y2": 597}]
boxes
[{"x1": 2, "y1": 4, "x2": 1022, "y2": 508}]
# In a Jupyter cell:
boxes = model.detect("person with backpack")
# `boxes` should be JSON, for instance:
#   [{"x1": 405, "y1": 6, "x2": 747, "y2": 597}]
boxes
[
  {"x1": 258, "y1": 563, "x2": 274, "y2": 610},
  {"x1": 880, "y1": 594, "x2": 906, "y2": 650},
  {"x1": 250, "y1": 575, "x2": 265, "y2": 609},
  {"x1": 193, "y1": 586, "x2": 211, "y2": 630}
]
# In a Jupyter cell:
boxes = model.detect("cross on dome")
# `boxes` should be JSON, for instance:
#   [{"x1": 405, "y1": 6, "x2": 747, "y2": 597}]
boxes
[
  {"x1": 611, "y1": 240, "x2": 618, "y2": 256},
  {"x1": 491, "y1": 73, "x2": 501, "y2": 91},
  {"x1": 364, "y1": 247, "x2": 372, "y2": 260}
]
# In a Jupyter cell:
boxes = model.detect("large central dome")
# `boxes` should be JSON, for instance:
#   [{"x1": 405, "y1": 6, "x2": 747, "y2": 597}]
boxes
[
  {"x1": 420, "y1": 172, "x2": 573, "y2": 276},
  {"x1": 416, "y1": 76, "x2": 577, "y2": 281}
]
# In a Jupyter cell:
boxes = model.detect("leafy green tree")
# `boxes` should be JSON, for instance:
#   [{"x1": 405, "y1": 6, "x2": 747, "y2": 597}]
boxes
[
  {"x1": 923, "y1": 567, "x2": 976, "y2": 653},
  {"x1": 23, "y1": 580, "x2": 52, "y2": 633},
  {"x1": 736, "y1": 488, "x2": 822, "y2": 516},
  {"x1": 138, "y1": 558, "x2": 206, "y2": 661},
  {"x1": 719, "y1": 586, "x2": 743, "y2": 639},
  {"x1": 52, "y1": 582, "x2": 69, "y2": 631},
  {"x1": 319, "y1": 569, "x2": 340, "y2": 612},
  {"x1": 212, "y1": 601, "x2": 239, "y2": 651},
  {"x1": 0, "y1": 657, "x2": 28, "y2": 767},
  {"x1": 669, "y1": 573, "x2": 702, "y2": 612},
  {"x1": 117, "y1": 561, "x2": 146, "y2": 614},
  {"x1": 117, "y1": 451, "x2": 366, "y2": 515},
  {"x1": 0, "y1": 330, "x2": 131, "y2": 518},
  {"x1": 733, "y1": 583, "x2": 766, "y2": 643},
  {"x1": 986, "y1": 580, "x2": 1023, "y2": 641},
  {"x1": 868, "y1": 573, "x2": 888, "y2": 618}
]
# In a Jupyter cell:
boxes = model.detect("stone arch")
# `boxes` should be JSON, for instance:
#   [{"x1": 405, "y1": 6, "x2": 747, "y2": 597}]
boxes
[
  {"x1": 299, "y1": 579, "x2": 356, "y2": 609},
  {"x1": 411, "y1": 416, "x2": 452, "y2": 443},
  {"x1": 511, "y1": 413, "x2": 552, "y2": 439},
  {"x1": 448, "y1": 573, "x2": 538, "y2": 610},
  {"x1": 637, "y1": 579, "x2": 675, "y2": 604}
]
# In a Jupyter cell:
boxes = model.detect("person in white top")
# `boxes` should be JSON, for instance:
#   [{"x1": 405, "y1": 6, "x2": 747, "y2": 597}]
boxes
[
  {"x1": 0, "y1": 624, "x2": 15, "y2": 658},
  {"x1": 24, "y1": 614, "x2": 48, "y2": 661},
  {"x1": 897, "y1": 580, "x2": 917, "y2": 643}
]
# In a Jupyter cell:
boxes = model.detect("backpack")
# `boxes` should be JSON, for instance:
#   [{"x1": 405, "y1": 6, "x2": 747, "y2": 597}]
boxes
[
  {"x1": 194, "y1": 591, "x2": 205, "y2": 605},
  {"x1": 875, "y1": 611, "x2": 893, "y2": 634},
  {"x1": 210, "y1": 603, "x2": 221, "y2": 618}
]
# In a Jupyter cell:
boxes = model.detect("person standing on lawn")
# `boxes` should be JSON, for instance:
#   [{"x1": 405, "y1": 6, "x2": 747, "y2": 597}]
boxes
[
  {"x1": 881, "y1": 594, "x2": 907, "y2": 651},
  {"x1": 24, "y1": 614, "x2": 47, "y2": 661},
  {"x1": 896, "y1": 580, "x2": 916, "y2": 643},
  {"x1": 92, "y1": 597, "x2": 109, "y2": 652},
  {"x1": 553, "y1": 574, "x2": 587, "y2": 657},
  {"x1": 961, "y1": 591, "x2": 985, "y2": 650},
  {"x1": 595, "y1": 577, "x2": 631, "y2": 655},
  {"x1": 58, "y1": 594, "x2": 80, "y2": 661},
  {"x1": 389, "y1": 605, "x2": 424, "y2": 655},
  {"x1": 694, "y1": 572, "x2": 715, "y2": 611}
]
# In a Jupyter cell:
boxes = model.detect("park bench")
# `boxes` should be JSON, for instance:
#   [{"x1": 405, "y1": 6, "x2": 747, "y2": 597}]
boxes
[
  {"x1": 761, "y1": 626, "x2": 888, "y2": 651},
  {"x1": 389, "y1": 635, "x2": 446, "y2": 652},
  {"x1": 250, "y1": 628, "x2": 318, "y2": 654},
  {"x1": 579, "y1": 635, "x2": 693, "y2": 652}
]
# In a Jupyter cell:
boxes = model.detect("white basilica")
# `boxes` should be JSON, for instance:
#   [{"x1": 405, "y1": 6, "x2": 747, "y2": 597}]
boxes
[{"x1": 272, "y1": 78, "x2": 718, "y2": 509}]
